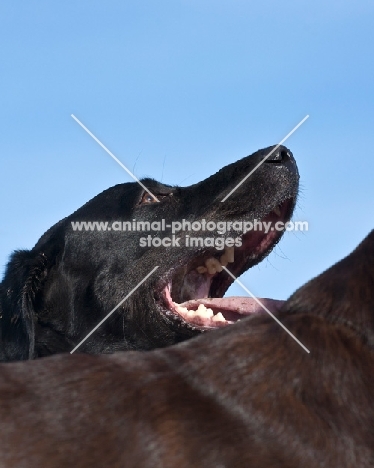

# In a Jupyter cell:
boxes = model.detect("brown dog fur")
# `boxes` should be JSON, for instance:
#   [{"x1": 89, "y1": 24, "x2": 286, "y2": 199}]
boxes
[{"x1": 0, "y1": 231, "x2": 373, "y2": 467}]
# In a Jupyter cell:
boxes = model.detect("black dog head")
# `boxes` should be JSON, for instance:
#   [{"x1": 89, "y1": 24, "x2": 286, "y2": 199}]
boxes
[{"x1": 0, "y1": 145, "x2": 299, "y2": 360}]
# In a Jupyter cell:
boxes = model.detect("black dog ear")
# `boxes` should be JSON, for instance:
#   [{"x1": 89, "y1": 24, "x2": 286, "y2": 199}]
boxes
[{"x1": 0, "y1": 250, "x2": 48, "y2": 361}]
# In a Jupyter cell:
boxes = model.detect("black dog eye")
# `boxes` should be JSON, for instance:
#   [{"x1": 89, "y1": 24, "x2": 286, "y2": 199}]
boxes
[
  {"x1": 139, "y1": 192, "x2": 159, "y2": 205},
  {"x1": 139, "y1": 191, "x2": 173, "y2": 205}
]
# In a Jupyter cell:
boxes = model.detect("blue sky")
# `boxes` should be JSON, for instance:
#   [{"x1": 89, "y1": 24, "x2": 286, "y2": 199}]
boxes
[{"x1": 1, "y1": 1, "x2": 373, "y2": 300}]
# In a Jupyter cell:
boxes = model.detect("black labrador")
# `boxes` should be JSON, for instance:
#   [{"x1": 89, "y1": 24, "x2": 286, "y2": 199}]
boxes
[
  {"x1": 0, "y1": 232, "x2": 373, "y2": 467},
  {"x1": 0, "y1": 145, "x2": 298, "y2": 361}
]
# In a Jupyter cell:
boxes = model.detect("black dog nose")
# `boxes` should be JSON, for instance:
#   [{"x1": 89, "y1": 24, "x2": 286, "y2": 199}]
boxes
[{"x1": 264, "y1": 145, "x2": 293, "y2": 163}]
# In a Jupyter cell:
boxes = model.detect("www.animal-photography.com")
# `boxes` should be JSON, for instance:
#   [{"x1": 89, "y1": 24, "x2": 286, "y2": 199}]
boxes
[{"x1": 1, "y1": 2, "x2": 373, "y2": 467}]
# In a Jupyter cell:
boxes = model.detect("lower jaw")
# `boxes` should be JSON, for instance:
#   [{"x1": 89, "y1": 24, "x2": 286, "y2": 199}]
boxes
[
  {"x1": 159, "y1": 198, "x2": 295, "y2": 329},
  {"x1": 162, "y1": 284, "x2": 284, "y2": 329}
]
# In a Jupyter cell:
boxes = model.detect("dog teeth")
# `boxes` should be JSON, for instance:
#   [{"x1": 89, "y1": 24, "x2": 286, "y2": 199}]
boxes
[
  {"x1": 174, "y1": 301, "x2": 229, "y2": 325},
  {"x1": 196, "y1": 246, "x2": 235, "y2": 275},
  {"x1": 219, "y1": 256, "x2": 229, "y2": 267},
  {"x1": 175, "y1": 303, "x2": 215, "y2": 320},
  {"x1": 273, "y1": 206, "x2": 281, "y2": 216},
  {"x1": 196, "y1": 266, "x2": 208, "y2": 274},
  {"x1": 205, "y1": 258, "x2": 223, "y2": 274},
  {"x1": 220, "y1": 246, "x2": 234, "y2": 264},
  {"x1": 196, "y1": 304, "x2": 214, "y2": 318},
  {"x1": 211, "y1": 312, "x2": 225, "y2": 322},
  {"x1": 175, "y1": 305, "x2": 189, "y2": 314}
]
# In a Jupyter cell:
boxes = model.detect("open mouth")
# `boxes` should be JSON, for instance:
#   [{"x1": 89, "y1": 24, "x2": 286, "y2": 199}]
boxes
[{"x1": 157, "y1": 198, "x2": 294, "y2": 330}]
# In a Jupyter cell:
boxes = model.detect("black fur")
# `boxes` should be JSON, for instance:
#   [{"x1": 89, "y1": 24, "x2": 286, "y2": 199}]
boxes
[{"x1": 0, "y1": 145, "x2": 298, "y2": 361}]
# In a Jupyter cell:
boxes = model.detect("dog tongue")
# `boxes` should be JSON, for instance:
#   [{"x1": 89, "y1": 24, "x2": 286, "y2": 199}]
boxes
[{"x1": 179, "y1": 297, "x2": 284, "y2": 316}]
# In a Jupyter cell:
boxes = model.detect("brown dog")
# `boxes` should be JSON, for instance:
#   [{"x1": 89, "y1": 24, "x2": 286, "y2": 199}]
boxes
[{"x1": 0, "y1": 231, "x2": 373, "y2": 467}]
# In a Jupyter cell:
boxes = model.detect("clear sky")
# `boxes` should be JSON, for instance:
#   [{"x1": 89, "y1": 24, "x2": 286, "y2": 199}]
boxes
[{"x1": 1, "y1": 0, "x2": 373, "y2": 300}]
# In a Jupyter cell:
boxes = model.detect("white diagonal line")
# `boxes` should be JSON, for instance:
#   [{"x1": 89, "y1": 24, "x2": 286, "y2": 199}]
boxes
[
  {"x1": 221, "y1": 115, "x2": 309, "y2": 202},
  {"x1": 222, "y1": 266, "x2": 310, "y2": 353},
  {"x1": 70, "y1": 266, "x2": 159, "y2": 354},
  {"x1": 71, "y1": 114, "x2": 160, "y2": 202}
]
